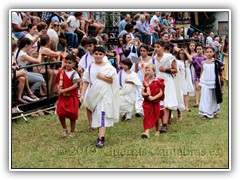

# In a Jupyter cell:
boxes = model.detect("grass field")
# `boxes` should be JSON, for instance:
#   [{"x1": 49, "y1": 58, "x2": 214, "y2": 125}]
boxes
[{"x1": 11, "y1": 84, "x2": 229, "y2": 169}]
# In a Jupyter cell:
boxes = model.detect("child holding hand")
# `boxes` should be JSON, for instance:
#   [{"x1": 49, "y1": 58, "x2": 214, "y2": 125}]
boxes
[{"x1": 141, "y1": 63, "x2": 165, "y2": 138}]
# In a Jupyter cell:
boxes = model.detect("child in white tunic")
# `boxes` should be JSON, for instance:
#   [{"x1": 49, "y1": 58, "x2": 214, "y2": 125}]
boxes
[
  {"x1": 118, "y1": 58, "x2": 142, "y2": 120},
  {"x1": 152, "y1": 40, "x2": 178, "y2": 133},
  {"x1": 199, "y1": 47, "x2": 221, "y2": 119},
  {"x1": 80, "y1": 46, "x2": 119, "y2": 148}
]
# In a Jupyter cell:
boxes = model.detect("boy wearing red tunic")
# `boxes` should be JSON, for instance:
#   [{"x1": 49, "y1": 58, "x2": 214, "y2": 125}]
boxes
[
  {"x1": 54, "y1": 54, "x2": 80, "y2": 138},
  {"x1": 141, "y1": 63, "x2": 165, "y2": 138}
]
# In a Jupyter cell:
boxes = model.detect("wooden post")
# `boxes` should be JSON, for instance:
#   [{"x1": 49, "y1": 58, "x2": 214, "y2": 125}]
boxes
[
  {"x1": 183, "y1": 26, "x2": 185, "y2": 48},
  {"x1": 194, "y1": 12, "x2": 199, "y2": 26}
]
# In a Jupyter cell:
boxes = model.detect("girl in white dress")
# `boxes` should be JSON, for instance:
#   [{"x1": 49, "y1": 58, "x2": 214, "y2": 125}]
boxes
[
  {"x1": 199, "y1": 47, "x2": 221, "y2": 119},
  {"x1": 131, "y1": 44, "x2": 152, "y2": 117},
  {"x1": 152, "y1": 40, "x2": 178, "y2": 132},
  {"x1": 176, "y1": 49, "x2": 195, "y2": 112},
  {"x1": 80, "y1": 46, "x2": 119, "y2": 148}
]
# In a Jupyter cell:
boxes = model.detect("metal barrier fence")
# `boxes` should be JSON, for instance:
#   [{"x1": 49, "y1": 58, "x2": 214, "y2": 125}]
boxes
[{"x1": 12, "y1": 61, "x2": 62, "y2": 115}]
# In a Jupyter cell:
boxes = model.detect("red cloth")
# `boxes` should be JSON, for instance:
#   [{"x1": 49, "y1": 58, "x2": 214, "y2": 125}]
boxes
[
  {"x1": 54, "y1": 69, "x2": 79, "y2": 120},
  {"x1": 142, "y1": 78, "x2": 165, "y2": 130}
]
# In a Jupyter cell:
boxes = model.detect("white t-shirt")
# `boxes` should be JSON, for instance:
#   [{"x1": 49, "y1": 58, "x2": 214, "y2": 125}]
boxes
[
  {"x1": 12, "y1": 12, "x2": 22, "y2": 26},
  {"x1": 206, "y1": 36, "x2": 213, "y2": 47},
  {"x1": 67, "y1": 16, "x2": 80, "y2": 33},
  {"x1": 65, "y1": 70, "x2": 80, "y2": 81},
  {"x1": 15, "y1": 50, "x2": 27, "y2": 67},
  {"x1": 25, "y1": 33, "x2": 39, "y2": 47},
  {"x1": 47, "y1": 29, "x2": 59, "y2": 39},
  {"x1": 150, "y1": 15, "x2": 159, "y2": 27}
]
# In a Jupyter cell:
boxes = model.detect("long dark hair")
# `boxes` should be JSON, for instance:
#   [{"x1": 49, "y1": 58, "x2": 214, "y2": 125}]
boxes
[
  {"x1": 16, "y1": 37, "x2": 32, "y2": 59},
  {"x1": 223, "y1": 35, "x2": 228, "y2": 53}
]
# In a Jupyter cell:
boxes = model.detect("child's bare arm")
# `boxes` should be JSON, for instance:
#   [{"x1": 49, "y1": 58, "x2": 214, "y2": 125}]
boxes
[
  {"x1": 97, "y1": 73, "x2": 113, "y2": 84},
  {"x1": 200, "y1": 61, "x2": 204, "y2": 77},
  {"x1": 80, "y1": 81, "x2": 89, "y2": 103},
  {"x1": 149, "y1": 89, "x2": 163, "y2": 101},
  {"x1": 141, "y1": 88, "x2": 149, "y2": 97},
  {"x1": 58, "y1": 83, "x2": 78, "y2": 94}
]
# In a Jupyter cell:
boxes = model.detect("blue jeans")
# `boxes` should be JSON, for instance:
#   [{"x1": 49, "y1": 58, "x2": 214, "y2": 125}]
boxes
[
  {"x1": 187, "y1": 28, "x2": 195, "y2": 38},
  {"x1": 12, "y1": 31, "x2": 27, "y2": 39},
  {"x1": 64, "y1": 32, "x2": 78, "y2": 48}
]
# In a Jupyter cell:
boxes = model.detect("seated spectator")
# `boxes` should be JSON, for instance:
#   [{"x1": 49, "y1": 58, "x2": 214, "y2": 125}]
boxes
[
  {"x1": 67, "y1": 12, "x2": 86, "y2": 45},
  {"x1": 59, "y1": 22, "x2": 78, "y2": 49},
  {"x1": 87, "y1": 12, "x2": 105, "y2": 37},
  {"x1": 101, "y1": 33, "x2": 116, "y2": 66},
  {"x1": 118, "y1": 14, "x2": 131, "y2": 34},
  {"x1": 25, "y1": 24, "x2": 40, "y2": 56},
  {"x1": 145, "y1": 13, "x2": 159, "y2": 44},
  {"x1": 150, "y1": 12, "x2": 161, "y2": 33},
  {"x1": 12, "y1": 38, "x2": 39, "y2": 104},
  {"x1": 14, "y1": 38, "x2": 45, "y2": 96},
  {"x1": 136, "y1": 14, "x2": 151, "y2": 45},
  {"x1": 36, "y1": 35, "x2": 62, "y2": 97},
  {"x1": 12, "y1": 12, "x2": 29, "y2": 39}
]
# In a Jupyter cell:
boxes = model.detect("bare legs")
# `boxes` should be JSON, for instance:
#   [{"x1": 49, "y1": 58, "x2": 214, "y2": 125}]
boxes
[
  {"x1": 194, "y1": 82, "x2": 200, "y2": 107},
  {"x1": 184, "y1": 92, "x2": 190, "y2": 111},
  {"x1": 59, "y1": 117, "x2": 76, "y2": 137}
]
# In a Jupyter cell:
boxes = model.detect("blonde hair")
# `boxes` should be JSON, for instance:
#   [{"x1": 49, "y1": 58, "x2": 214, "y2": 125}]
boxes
[
  {"x1": 49, "y1": 21, "x2": 61, "y2": 36},
  {"x1": 145, "y1": 63, "x2": 156, "y2": 72}
]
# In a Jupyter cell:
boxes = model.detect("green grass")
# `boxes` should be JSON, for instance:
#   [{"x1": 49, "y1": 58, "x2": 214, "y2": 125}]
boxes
[{"x1": 11, "y1": 84, "x2": 229, "y2": 169}]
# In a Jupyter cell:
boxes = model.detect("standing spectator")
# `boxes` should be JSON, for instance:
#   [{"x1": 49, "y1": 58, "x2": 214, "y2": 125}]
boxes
[
  {"x1": 222, "y1": 35, "x2": 229, "y2": 81},
  {"x1": 118, "y1": 14, "x2": 131, "y2": 34},
  {"x1": 212, "y1": 36, "x2": 221, "y2": 59}
]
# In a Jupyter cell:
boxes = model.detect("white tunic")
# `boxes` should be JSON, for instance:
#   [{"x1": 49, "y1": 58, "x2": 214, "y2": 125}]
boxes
[
  {"x1": 83, "y1": 63, "x2": 119, "y2": 127},
  {"x1": 199, "y1": 61, "x2": 220, "y2": 118},
  {"x1": 153, "y1": 53, "x2": 178, "y2": 110},
  {"x1": 174, "y1": 60, "x2": 185, "y2": 111},
  {"x1": 185, "y1": 60, "x2": 195, "y2": 95},
  {"x1": 118, "y1": 70, "x2": 142, "y2": 116}
]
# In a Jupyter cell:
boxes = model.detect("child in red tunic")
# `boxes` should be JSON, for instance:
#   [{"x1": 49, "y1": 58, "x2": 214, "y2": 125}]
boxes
[
  {"x1": 141, "y1": 63, "x2": 165, "y2": 138},
  {"x1": 54, "y1": 54, "x2": 80, "y2": 138}
]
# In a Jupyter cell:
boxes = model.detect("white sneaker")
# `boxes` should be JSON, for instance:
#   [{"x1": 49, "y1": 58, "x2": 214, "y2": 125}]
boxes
[
  {"x1": 22, "y1": 95, "x2": 37, "y2": 102},
  {"x1": 15, "y1": 106, "x2": 23, "y2": 113}
]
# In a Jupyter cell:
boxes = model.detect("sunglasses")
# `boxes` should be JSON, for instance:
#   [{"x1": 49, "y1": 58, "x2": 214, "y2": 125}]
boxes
[{"x1": 53, "y1": 24, "x2": 59, "y2": 27}]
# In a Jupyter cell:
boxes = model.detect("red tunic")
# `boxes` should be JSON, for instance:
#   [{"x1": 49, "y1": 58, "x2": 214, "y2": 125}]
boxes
[
  {"x1": 54, "y1": 68, "x2": 79, "y2": 120},
  {"x1": 142, "y1": 78, "x2": 165, "y2": 130}
]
